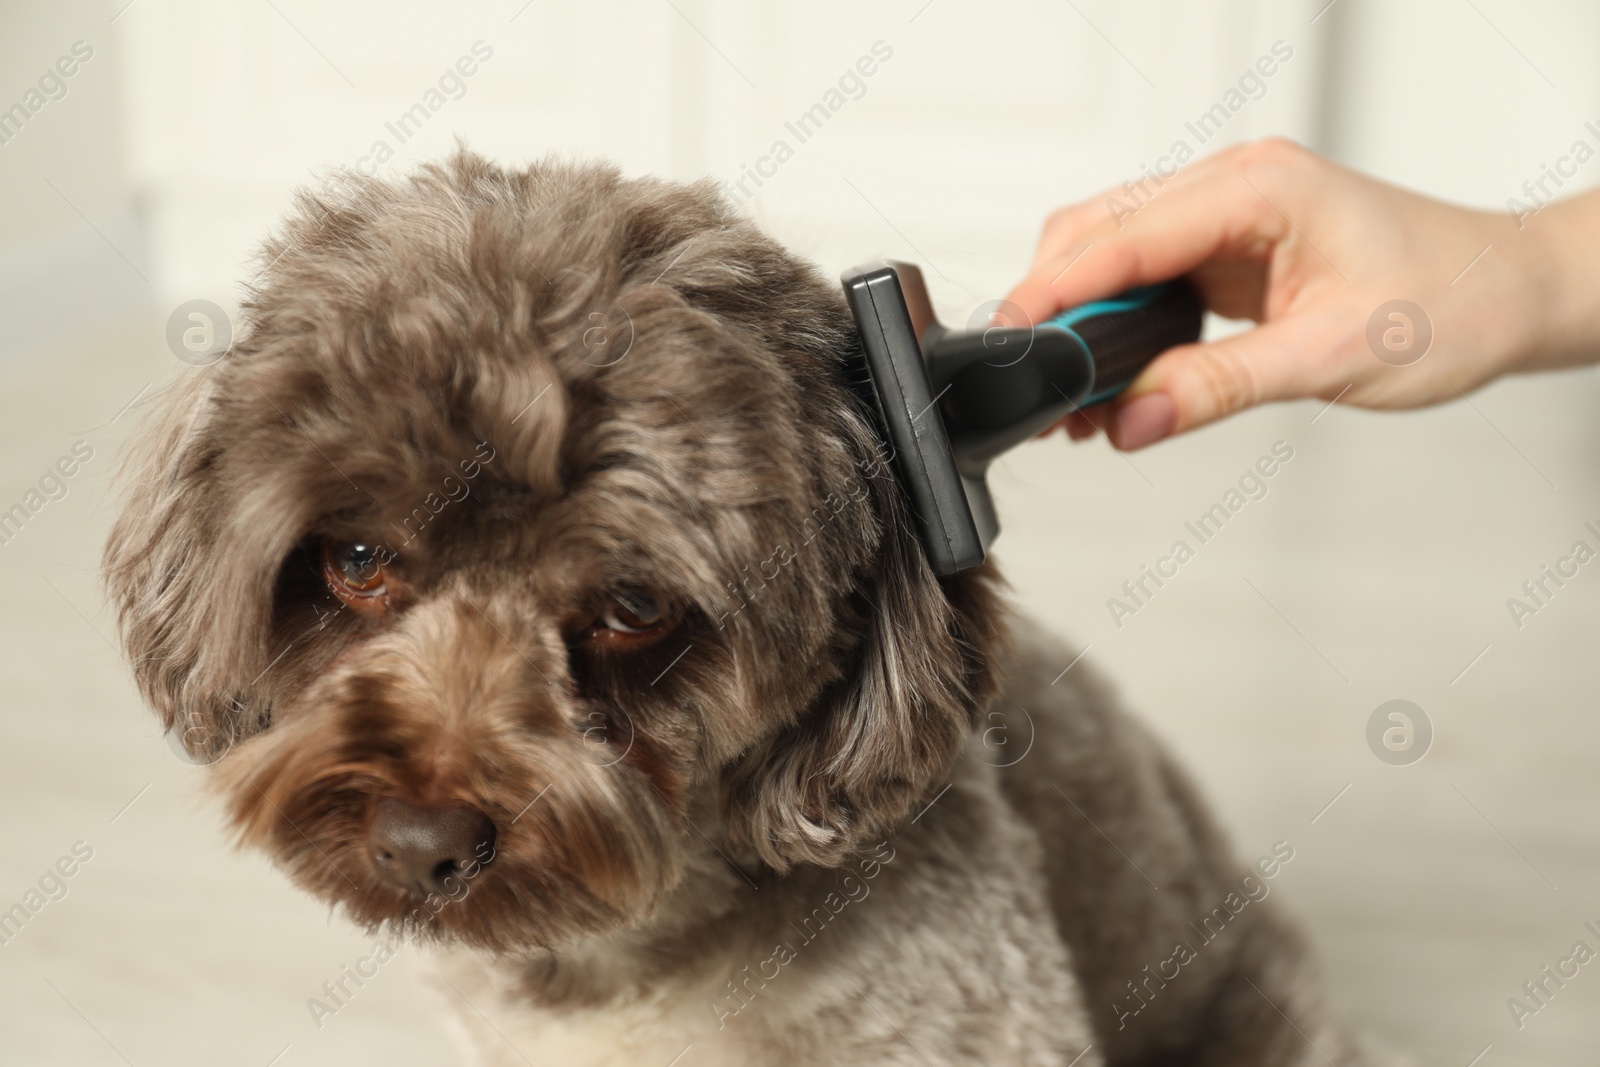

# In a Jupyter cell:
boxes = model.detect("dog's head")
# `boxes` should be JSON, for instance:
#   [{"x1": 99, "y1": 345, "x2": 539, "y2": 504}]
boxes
[{"x1": 104, "y1": 151, "x2": 1006, "y2": 951}]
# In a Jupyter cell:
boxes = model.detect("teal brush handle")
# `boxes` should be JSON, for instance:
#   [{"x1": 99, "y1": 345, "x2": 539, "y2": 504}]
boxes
[
  {"x1": 927, "y1": 280, "x2": 1203, "y2": 473},
  {"x1": 1040, "y1": 281, "x2": 1203, "y2": 406}
]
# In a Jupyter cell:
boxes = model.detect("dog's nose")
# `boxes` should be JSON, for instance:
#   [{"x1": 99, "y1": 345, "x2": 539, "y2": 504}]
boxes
[{"x1": 367, "y1": 797, "x2": 497, "y2": 896}]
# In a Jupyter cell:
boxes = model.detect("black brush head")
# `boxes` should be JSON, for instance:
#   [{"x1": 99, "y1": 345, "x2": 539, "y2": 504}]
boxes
[
  {"x1": 841, "y1": 260, "x2": 991, "y2": 576},
  {"x1": 841, "y1": 260, "x2": 1203, "y2": 577}
]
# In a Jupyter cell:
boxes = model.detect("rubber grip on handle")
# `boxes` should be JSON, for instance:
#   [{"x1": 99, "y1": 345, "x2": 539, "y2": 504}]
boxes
[
  {"x1": 1041, "y1": 280, "x2": 1204, "y2": 406},
  {"x1": 927, "y1": 277, "x2": 1205, "y2": 477}
]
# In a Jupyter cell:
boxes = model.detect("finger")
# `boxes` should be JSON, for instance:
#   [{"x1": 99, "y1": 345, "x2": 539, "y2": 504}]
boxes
[
  {"x1": 1028, "y1": 198, "x2": 1116, "y2": 268},
  {"x1": 1006, "y1": 167, "x2": 1285, "y2": 326},
  {"x1": 1005, "y1": 271, "x2": 1077, "y2": 330},
  {"x1": 1032, "y1": 406, "x2": 1104, "y2": 441},
  {"x1": 1064, "y1": 410, "x2": 1100, "y2": 440},
  {"x1": 1105, "y1": 316, "x2": 1333, "y2": 449},
  {"x1": 1056, "y1": 169, "x2": 1285, "y2": 307},
  {"x1": 1028, "y1": 142, "x2": 1262, "y2": 270}
]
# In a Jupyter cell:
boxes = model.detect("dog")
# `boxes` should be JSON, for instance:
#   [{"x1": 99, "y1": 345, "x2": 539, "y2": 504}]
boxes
[{"x1": 104, "y1": 150, "x2": 1370, "y2": 1066}]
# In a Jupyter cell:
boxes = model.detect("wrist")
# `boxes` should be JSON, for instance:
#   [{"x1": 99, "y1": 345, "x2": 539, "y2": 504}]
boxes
[{"x1": 1519, "y1": 190, "x2": 1600, "y2": 371}]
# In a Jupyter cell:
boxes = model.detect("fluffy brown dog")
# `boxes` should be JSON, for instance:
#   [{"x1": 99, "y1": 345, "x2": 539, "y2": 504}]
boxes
[{"x1": 105, "y1": 151, "x2": 1369, "y2": 1066}]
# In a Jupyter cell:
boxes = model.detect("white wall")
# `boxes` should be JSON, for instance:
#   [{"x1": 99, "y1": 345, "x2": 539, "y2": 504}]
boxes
[
  {"x1": 14, "y1": 2, "x2": 1600, "y2": 336},
  {"x1": 0, "y1": 0, "x2": 142, "y2": 356},
  {"x1": 105, "y1": 0, "x2": 1336, "y2": 316}
]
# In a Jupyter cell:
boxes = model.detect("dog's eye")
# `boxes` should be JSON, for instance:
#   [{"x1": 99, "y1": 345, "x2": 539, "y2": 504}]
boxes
[
  {"x1": 328, "y1": 542, "x2": 386, "y2": 591},
  {"x1": 322, "y1": 540, "x2": 391, "y2": 611},
  {"x1": 590, "y1": 590, "x2": 671, "y2": 644},
  {"x1": 602, "y1": 590, "x2": 663, "y2": 633}
]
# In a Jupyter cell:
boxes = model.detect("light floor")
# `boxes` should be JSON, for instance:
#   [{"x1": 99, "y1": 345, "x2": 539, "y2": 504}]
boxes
[{"x1": 2, "y1": 311, "x2": 1597, "y2": 1066}]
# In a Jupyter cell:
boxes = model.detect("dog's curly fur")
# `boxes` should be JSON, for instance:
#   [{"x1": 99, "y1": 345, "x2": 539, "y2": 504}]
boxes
[{"x1": 105, "y1": 150, "x2": 1368, "y2": 1066}]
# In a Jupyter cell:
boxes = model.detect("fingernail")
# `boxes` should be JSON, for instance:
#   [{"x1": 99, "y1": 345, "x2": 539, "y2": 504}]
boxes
[{"x1": 1112, "y1": 393, "x2": 1177, "y2": 449}]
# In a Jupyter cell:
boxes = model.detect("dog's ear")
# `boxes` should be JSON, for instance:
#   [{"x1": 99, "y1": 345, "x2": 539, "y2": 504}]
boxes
[
  {"x1": 103, "y1": 375, "x2": 292, "y2": 762},
  {"x1": 725, "y1": 472, "x2": 1010, "y2": 872}
]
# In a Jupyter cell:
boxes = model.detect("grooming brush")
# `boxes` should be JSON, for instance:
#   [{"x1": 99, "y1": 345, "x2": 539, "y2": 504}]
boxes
[{"x1": 841, "y1": 260, "x2": 1202, "y2": 576}]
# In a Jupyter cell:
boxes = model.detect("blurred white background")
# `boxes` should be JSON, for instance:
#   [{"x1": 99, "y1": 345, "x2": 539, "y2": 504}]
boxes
[{"x1": 3, "y1": 1, "x2": 1599, "y2": 1064}]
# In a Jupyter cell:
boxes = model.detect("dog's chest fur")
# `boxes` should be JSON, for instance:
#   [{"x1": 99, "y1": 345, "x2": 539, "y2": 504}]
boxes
[{"x1": 439, "y1": 966, "x2": 747, "y2": 1067}]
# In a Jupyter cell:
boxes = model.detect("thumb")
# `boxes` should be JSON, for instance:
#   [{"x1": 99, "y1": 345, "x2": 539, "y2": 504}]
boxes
[{"x1": 1105, "y1": 319, "x2": 1325, "y2": 449}]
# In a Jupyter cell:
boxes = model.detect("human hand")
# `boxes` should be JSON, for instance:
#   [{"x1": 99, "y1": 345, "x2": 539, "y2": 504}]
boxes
[{"x1": 1005, "y1": 138, "x2": 1599, "y2": 449}]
